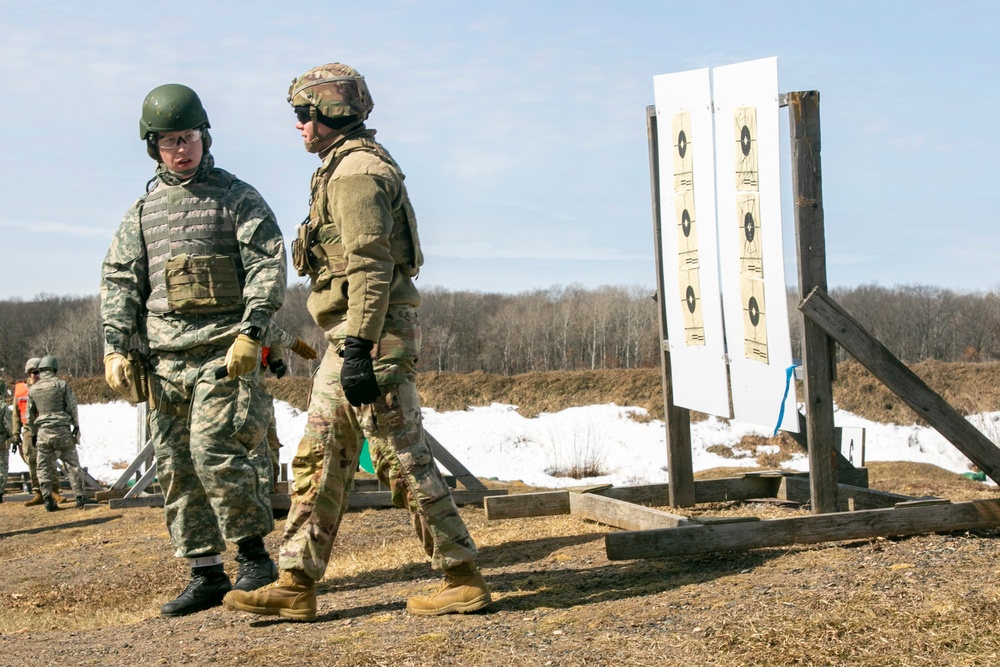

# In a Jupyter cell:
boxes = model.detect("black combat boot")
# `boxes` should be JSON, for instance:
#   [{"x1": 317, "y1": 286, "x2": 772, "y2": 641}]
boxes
[
  {"x1": 75, "y1": 495, "x2": 87, "y2": 509},
  {"x1": 233, "y1": 535, "x2": 278, "y2": 592},
  {"x1": 160, "y1": 564, "x2": 232, "y2": 617},
  {"x1": 43, "y1": 495, "x2": 59, "y2": 512}
]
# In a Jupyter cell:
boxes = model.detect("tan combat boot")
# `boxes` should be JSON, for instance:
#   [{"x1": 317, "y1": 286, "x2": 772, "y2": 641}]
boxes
[
  {"x1": 52, "y1": 490, "x2": 65, "y2": 504},
  {"x1": 223, "y1": 569, "x2": 316, "y2": 621},
  {"x1": 406, "y1": 562, "x2": 491, "y2": 616},
  {"x1": 24, "y1": 492, "x2": 44, "y2": 507}
]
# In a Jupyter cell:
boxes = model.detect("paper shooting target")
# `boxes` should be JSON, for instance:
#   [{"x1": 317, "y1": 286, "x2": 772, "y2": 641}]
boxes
[
  {"x1": 737, "y1": 193, "x2": 763, "y2": 278},
  {"x1": 672, "y1": 112, "x2": 694, "y2": 191},
  {"x1": 675, "y1": 189, "x2": 699, "y2": 268},
  {"x1": 740, "y1": 276, "x2": 769, "y2": 363},
  {"x1": 679, "y1": 268, "x2": 705, "y2": 345},
  {"x1": 734, "y1": 106, "x2": 759, "y2": 191}
]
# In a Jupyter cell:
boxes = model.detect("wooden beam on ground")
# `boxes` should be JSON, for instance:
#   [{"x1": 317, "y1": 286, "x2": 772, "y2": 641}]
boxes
[
  {"x1": 569, "y1": 492, "x2": 689, "y2": 531},
  {"x1": 778, "y1": 475, "x2": 921, "y2": 511},
  {"x1": 605, "y1": 498, "x2": 1000, "y2": 560},
  {"x1": 788, "y1": 90, "x2": 838, "y2": 515},
  {"x1": 111, "y1": 489, "x2": 506, "y2": 511},
  {"x1": 485, "y1": 491, "x2": 570, "y2": 520},
  {"x1": 425, "y1": 431, "x2": 488, "y2": 491},
  {"x1": 800, "y1": 287, "x2": 1000, "y2": 486},
  {"x1": 484, "y1": 477, "x2": 783, "y2": 521},
  {"x1": 647, "y1": 105, "x2": 695, "y2": 508}
]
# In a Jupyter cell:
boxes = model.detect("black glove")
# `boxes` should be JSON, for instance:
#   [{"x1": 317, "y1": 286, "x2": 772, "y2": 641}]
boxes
[
  {"x1": 10, "y1": 441, "x2": 16, "y2": 454},
  {"x1": 339, "y1": 336, "x2": 380, "y2": 407},
  {"x1": 269, "y1": 358, "x2": 288, "y2": 378}
]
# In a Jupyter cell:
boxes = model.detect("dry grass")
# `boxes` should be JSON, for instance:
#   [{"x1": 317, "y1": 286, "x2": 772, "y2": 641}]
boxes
[
  {"x1": 12, "y1": 365, "x2": 1000, "y2": 665},
  {"x1": 3, "y1": 469, "x2": 1000, "y2": 666}
]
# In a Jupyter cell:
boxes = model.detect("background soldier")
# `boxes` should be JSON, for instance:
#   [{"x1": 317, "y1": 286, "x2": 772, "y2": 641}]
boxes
[
  {"x1": 225, "y1": 63, "x2": 490, "y2": 622},
  {"x1": 12, "y1": 357, "x2": 57, "y2": 506},
  {"x1": 26, "y1": 355, "x2": 85, "y2": 511},
  {"x1": 101, "y1": 84, "x2": 287, "y2": 617},
  {"x1": 0, "y1": 377, "x2": 10, "y2": 502}
]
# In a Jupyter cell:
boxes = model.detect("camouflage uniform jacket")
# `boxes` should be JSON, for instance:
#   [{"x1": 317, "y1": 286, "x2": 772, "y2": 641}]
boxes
[
  {"x1": 304, "y1": 129, "x2": 421, "y2": 340},
  {"x1": 27, "y1": 371, "x2": 78, "y2": 431},
  {"x1": 100, "y1": 154, "x2": 287, "y2": 355}
]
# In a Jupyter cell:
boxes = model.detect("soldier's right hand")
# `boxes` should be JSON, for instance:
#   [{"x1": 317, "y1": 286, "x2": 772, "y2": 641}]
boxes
[
  {"x1": 103, "y1": 352, "x2": 131, "y2": 398},
  {"x1": 225, "y1": 334, "x2": 262, "y2": 379}
]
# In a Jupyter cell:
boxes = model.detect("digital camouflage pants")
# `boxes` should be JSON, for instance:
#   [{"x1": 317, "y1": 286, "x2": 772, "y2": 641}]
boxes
[
  {"x1": 148, "y1": 346, "x2": 274, "y2": 558},
  {"x1": 36, "y1": 428, "x2": 84, "y2": 498},
  {"x1": 279, "y1": 305, "x2": 478, "y2": 582},
  {"x1": 20, "y1": 428, "x2": 40, "y2": 492}
]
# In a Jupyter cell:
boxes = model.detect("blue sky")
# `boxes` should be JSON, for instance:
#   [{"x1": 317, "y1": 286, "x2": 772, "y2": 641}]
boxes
[{"x1": 1, "y1": 1, "x2": 997, "y2": 299}]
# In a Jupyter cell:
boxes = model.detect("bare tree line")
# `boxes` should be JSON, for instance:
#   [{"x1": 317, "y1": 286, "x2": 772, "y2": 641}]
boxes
[{"x1": 1, "y1": 283, "x2": 997, "y2": 379}]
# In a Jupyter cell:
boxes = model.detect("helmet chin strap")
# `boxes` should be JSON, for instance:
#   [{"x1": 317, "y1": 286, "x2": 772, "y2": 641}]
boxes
[{"x1": 305, "y1": 107, "x2": 363, "y2": 154}]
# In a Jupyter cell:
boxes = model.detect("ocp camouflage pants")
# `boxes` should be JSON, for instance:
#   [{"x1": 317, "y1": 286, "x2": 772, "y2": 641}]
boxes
[
  {"x1": 36, "y1": 428, "x2": 84, "y2": 498},
  {"x1": 148, "y1": 346, "x2": 274, "y2": 558},
  {"x1": 279, "y1": 305, "x2": 478, "y2": 582}
]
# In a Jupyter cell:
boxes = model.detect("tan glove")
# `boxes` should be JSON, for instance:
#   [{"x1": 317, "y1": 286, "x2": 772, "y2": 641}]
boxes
[
  {"x1": 290, "y1": 338, "x2": 318, "y2": 360},
  {"x1": 104, "y1": 353, "x2": 131, "y2": 398},
  {"x1": 225, "y1": 334, "x2": 262, "y2": 379}
]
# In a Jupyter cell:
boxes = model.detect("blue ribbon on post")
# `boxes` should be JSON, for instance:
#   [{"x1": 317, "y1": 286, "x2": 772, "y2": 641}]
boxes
[{"x1": 773, "y1": 365, "x2": 797, "y2": 436}]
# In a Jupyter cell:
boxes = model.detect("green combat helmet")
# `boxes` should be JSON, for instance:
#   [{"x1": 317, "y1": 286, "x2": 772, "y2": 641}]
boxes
[
  {"x1": 24, "y1": 357, "x2": 40, "y2": 374},
  {"x1": 288, "y1": 63, "x2": 373, "y2": 151},
  {"x1": 38, "y1": 355, "x2": 58, "y2": 373},
  {"x1": 139, "y1": 84, "x2": 212, "y2": 159}
]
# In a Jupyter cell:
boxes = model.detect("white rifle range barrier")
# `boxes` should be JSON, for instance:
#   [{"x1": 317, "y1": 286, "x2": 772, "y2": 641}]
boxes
[{"x1": 484, "y1": 57, "x2": 1000, "y2": 561}]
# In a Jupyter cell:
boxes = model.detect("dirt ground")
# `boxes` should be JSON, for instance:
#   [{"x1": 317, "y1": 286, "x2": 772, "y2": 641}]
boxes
[{"x1": 2, "y1": 463, "x2": 1000, "y2": 667}]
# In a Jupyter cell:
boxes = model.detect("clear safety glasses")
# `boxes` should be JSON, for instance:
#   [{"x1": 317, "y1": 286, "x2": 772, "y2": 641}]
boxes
[{"x1": 155, "y1": 128, "x2": 203, "y2": 149}]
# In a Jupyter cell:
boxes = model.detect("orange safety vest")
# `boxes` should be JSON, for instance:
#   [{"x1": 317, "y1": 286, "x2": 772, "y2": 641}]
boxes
[{"x1": 14, "y1": 381, "x2": 29, "y2": 425}]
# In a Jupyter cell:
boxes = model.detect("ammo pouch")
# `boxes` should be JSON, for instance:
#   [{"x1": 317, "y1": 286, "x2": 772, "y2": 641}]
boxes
[
  {"x1": 291, "y1": 218, "x2": 313, "y2": 277},
  {"x1": 164, "y1": 253, "x2": 243, "y2": 313}
]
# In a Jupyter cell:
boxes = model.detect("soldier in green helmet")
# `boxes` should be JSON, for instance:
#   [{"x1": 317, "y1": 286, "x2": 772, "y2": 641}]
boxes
[
  {"x1": 26, "y1": 355, "x2": 85, "y2": 512},
  {"x1": 100, "y1": 83, "x2": 287, "y2": 617},
  {"x1": 224, "y1": 63, "x2": 490, "y2": 622}
]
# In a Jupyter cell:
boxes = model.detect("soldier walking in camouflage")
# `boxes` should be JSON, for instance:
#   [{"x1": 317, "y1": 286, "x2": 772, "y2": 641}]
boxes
[
  {"x1": 13, "y1": 357, "x2": 55, "y2": 506},
  {"x1": 27, "y1": 356, "x2": 85, "y2": 511},
  {"x1": 100, "y1": 84, "x2": 287, "y2": 617},
  {"x1": 224, "y1": 63, "x2": 490, "y2": 622}
]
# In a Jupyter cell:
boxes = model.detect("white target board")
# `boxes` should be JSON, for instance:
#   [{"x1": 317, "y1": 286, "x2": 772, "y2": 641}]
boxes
[
  {"x1": 652, "y1": 68, "x2": 731, "y2": 418},
  {"x1": 713, "y1": 57, "x2": 798, "y2": 433}
]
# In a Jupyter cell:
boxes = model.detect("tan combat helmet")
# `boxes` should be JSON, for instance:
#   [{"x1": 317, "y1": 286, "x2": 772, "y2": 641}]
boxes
[
  {"x1": 24, "y1": 357, "x2": 40, "y2": 374},
  {"x1": 288, "y1": 63, "x2": 373, "y2": 151}
]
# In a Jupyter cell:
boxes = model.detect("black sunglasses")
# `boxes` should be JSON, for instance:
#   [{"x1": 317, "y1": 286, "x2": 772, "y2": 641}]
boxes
[{"x1": 294, "y1": 106, "x2": 313, "y2": 124}]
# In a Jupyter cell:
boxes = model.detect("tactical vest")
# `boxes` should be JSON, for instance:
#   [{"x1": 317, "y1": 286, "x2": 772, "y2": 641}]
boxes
[
  {"x1": 28, "y1": 376, "x2": 73, "y2": 427},
  {"x1": 14, "y1": 381, "x2": 28, "y2": 424},
  {"x1": 140, "y1": 169, "x2": 245, "y2": 314},
  {"x1": 292, "y1": 136, "x2": 423, "y2": 286}
]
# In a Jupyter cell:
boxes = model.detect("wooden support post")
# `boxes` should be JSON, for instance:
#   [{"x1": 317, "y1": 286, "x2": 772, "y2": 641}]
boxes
[
  {"x1": 647, "y1": 105, "x2": 694, "y2": 507},
  {"x1": 788, "y1": 90, "x2": 838, "y2": 514},
  {"x1": 800, "y1": 287, "x2": 1000, "y2": 485},
  {"x1": 606, "y1": 498, "x2": 1000, "y2": 560}
]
